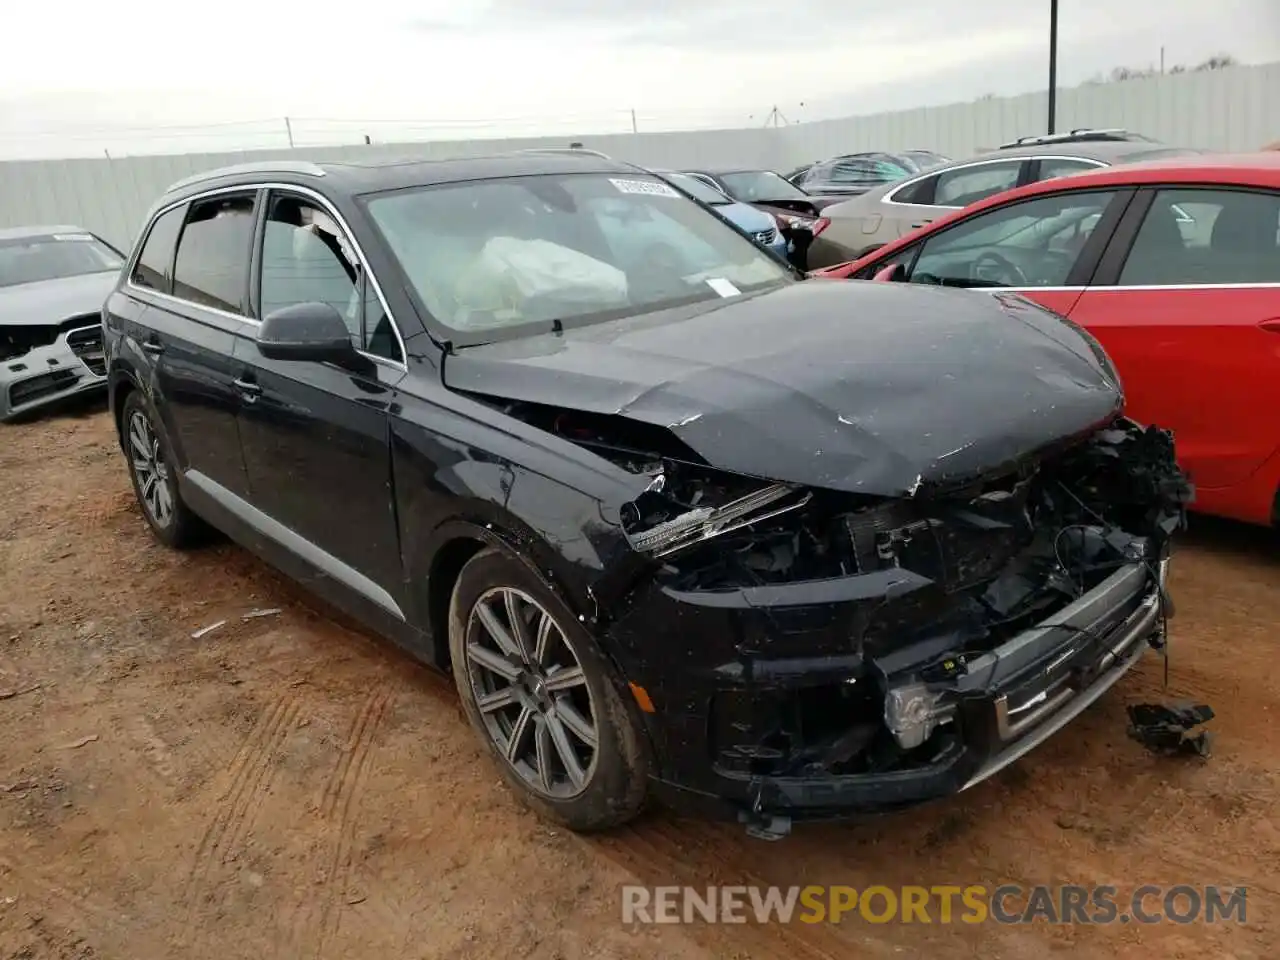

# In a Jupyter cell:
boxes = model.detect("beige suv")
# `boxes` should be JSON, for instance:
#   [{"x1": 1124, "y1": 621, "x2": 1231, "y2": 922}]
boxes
[{"x1": 805, "y1": 131, "x2": 1199, "y2": 269}]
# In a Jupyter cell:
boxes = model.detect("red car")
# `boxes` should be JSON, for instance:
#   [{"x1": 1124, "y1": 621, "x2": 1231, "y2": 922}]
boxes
[{"x1": 817, "y1": 152, "x2": 1280, "y2": 527}]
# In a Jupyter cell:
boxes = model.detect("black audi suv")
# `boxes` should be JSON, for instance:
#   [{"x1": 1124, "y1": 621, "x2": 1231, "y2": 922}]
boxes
[{"x1": 105, "y1": 152, "x2": 1189, "y2": 837}]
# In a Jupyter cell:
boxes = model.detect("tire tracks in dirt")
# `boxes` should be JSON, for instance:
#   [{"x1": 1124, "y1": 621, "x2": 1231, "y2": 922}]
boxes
[
  {"x1": 288, "y1": 684, "x2": 392, "y2": 960},
  {"x1": 180, "y1": 694, "x2": 303, "y2": 939}
]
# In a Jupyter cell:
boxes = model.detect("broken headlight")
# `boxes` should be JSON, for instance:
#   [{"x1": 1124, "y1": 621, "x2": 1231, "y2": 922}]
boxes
[
  {"x1": 622, "y1": 481, "x2": 813, "y2": 558},
  {"x1": 884, "y1": 683, "x2": 956, "y2": 750}
]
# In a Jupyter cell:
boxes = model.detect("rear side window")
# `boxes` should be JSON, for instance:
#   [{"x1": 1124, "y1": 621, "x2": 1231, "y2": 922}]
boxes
[
  {"x1": 891, "y1": 175, "x2": 939, "y2": 205},
  {"x1": 934, "y1": 160, "x2": 1024, "y2": 207},
  {"x1": 131, "y1": 206, "x2": 185, "y2": 293},
  {"x1": 172, "y1": 193, "x2": 257, "y2": 313},
  {"x1": 1036, "y1": 158, "x2": 1104, "y2": 182},
  {"x1": 1119, "y1": 188, "x2": 1280, "y2": 286}
]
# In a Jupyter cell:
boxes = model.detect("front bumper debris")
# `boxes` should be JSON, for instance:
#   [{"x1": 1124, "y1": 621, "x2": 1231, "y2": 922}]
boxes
[
  {"x1": 1, "y1": 324, "x2": 107, "y2": 421},
  {"x1": 679, "y1": 554, "x2": 1164, "y2": 824},
  {"x1": 593, "y1": 418, "x2": 1190, "y2": 832}
]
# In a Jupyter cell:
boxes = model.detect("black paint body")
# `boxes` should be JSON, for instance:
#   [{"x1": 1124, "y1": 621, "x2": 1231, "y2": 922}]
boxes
[{"x1": 103, "y1": 154, "x2": 1157, "y2": 824}]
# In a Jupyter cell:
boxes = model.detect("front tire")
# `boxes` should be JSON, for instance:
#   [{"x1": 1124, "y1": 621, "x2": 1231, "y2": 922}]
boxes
[
  {"x1": 448, "y1": 547, "x2": 650, "y2": 831},
  {"x1": 121, "y1": 390, "x2": 203, "y2": 549}
]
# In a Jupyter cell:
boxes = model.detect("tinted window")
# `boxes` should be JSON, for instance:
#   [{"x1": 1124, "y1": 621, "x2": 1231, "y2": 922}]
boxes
[
  {"x1": 1036, "y1": 158, "x2": 1105, "y2": 182},
  {"x1": 258, "y1": 193, "x2": 402, "y2": 363},
  {"x1": 0, "y1": 233, "x2": 124, "y2": 289},
  {"x1": 891, "y1": 176, "x2": 939, "y2": 205},
  {"x1": 934, "y1": 161, "x2": 1024, "y2": 207},
  {"x1": 1119, "y1": 188, "x2": 1280, "y2": 286},
  {"x1": 366, "y1": 172, "x2": 790, "y2": 340},
  {"x1": 907, "y1": 190, "x2": 1118, "y2": 288},
  {"x1": 131, "y1": 207, "x2": 185, "y2": 293},
  {"x1": 172, "y1": 194, "x2": 256, "y2": 313},
  {"x1": 717, "y1": 171, "x2": 810, "y2": 201}
]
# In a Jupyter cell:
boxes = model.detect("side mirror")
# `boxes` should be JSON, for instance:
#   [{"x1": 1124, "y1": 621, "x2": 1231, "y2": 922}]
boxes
[
  {"x1": 257, "y1": 302, "x2": 365, "y2": 368},
  {"x1": 873, "y1": 262, "x2": 906, "y2": 282}
]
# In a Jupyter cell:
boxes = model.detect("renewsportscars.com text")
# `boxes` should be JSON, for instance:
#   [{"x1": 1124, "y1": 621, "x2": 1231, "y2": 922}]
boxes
[{"x1": 621, "y1": 884, "x2": 1248, "y2": 925}]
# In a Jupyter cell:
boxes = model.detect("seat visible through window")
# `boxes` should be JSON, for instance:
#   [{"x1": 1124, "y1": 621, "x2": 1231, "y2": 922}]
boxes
[
  {"x1": 1120, "y1": 188, "x2": 1280, "y2": 286},
  {"x1": 1118, "y1": 205, "x2": 1187, "y2": 285},
  {"x1": 1203, "y1": 196, "x2": 1280, "y2": 283}
]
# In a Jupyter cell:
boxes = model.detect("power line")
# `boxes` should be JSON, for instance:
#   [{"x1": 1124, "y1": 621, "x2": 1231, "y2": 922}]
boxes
[{"x1": 0, "y1": 105, "x2": 765, "y2": 142}]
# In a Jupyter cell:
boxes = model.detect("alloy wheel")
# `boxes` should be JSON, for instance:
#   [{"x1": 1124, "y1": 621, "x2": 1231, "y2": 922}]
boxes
[
  {"x1": 463, "y1": 586, "x2": 599, "y2": 799},
  {"x1": 128, "y1": 409, "x2": 173, "y2": 529}
]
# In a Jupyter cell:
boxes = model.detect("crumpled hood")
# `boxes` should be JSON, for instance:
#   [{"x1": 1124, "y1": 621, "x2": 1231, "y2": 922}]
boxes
[
  {"x1": 0, "y1": 271, "x2": 117, "y2": 326},
  {"x1": 444, "y1": 279, "x2": 1123, "y2": 496}
]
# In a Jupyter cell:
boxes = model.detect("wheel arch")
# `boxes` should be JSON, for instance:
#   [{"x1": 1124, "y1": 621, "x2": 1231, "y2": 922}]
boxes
[
  {"x1": 417, "y1": 512, "x2": 619, "y2": 673},
  {"x1": 108, "y1": 364, "x2": 142, "y2": 450}
]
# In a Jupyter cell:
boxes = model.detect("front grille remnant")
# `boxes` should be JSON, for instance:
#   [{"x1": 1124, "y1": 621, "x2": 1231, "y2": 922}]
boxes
[
  {"x1": 753, "y1": 228, "x2": 779, "y2": 245},
  {"x1": 66, "y1": 325, "x2": 106, "y2": 376},
  {"x1": 8, "y1": 369, "x2": 79, "y2": 408}
]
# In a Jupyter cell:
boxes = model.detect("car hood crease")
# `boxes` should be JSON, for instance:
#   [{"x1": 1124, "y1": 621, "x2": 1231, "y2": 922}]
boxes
[{"x1": 443, "y1": 280, "x2": 1123, "y2": 497}]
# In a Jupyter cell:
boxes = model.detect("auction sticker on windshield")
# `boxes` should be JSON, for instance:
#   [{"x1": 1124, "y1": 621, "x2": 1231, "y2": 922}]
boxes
[
  {"x1": 706, "y1": 277, "x2": 741, "y2": 298},
  {"x1": 609, "y1": 178, "x2": 681, "y2": 198}
]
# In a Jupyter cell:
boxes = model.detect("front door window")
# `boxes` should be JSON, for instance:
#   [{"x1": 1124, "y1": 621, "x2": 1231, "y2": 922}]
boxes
[{"x1": 904, "y1": 190, "x2": 1120, "y2": 288}]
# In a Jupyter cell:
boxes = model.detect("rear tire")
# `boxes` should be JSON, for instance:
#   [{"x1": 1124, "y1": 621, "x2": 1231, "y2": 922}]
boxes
[
  {"x1": 448, "y1": 547, "x2": 650, "y2": 831},
  {"x1": 120, "y1": 390, "x2": 204, "y2": 549}
]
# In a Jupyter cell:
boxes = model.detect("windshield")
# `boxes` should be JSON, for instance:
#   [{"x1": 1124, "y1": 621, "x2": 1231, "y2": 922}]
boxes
[
  {"x1": 0, "y1": 233, "x2": 123, "y2": 288},
  {"x1": 717, "y1": 171, "x2": 810, "y2": 201},
  {"x1": 366, "y1": 172, "x2": 791, "y2": 340},
  {"x1": 902, "y1": 151, "x2": 952, "y2": 172},
  {"x1": 665, "y1": 173, "x2": 730, "y2": 205}
]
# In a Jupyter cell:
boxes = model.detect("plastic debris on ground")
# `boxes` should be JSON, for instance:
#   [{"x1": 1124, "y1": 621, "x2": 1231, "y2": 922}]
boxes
[{"x1": 1126, "y1": 702, "x2": 1215, "y2": 758}]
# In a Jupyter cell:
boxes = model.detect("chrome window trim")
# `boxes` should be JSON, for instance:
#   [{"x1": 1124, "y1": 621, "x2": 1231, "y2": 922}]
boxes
[
  {"x1": 981, "y1": 282, "x2": 1280, "y2": 293},
  {"x1": 1080, "y1": 281, "x2": 1280, "y2": 292},
  {"x1": 882, "y1": 155, "x2": 1109, "y2": 209},
  {"x1": 124, "y1": 181, "x2": 409, "y2": 372},
  {"x1": 982, "y1": 286, "x2": 1088, "y2": 293}
]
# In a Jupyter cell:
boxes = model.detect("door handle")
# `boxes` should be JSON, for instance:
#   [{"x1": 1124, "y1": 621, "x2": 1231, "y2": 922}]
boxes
[
  {"x1": 911, "y1": 220, "x2": 933, "y2": 229},
  {"x1": 233, "y1": 377, "x2": 263, "y2": 401},
  {"x1": 141, "y1": 339, "x2": 164, "y2": 355}
]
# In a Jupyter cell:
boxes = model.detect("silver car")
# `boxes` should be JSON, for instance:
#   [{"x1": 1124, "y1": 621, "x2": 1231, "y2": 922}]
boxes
[
  {"x1": 1, "y1": 226, "x2": 124, "y2": 422},
  {"x1": 806, "y1": 130, "x2": 1201, "y2": 269}
]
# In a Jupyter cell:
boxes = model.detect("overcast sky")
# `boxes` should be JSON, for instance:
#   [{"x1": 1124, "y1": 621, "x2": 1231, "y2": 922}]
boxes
[{"x1": 0, "y1": 0, "x2": 1276, "y2": 158}]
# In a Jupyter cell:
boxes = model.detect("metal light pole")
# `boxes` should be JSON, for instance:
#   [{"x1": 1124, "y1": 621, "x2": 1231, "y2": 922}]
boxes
[{"x1": 1047, "y1": 0, "x2": 1059, "y2": 134}]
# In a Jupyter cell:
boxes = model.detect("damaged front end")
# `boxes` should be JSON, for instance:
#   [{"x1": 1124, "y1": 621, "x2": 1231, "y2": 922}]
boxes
[{"x1": 566, "y1": 411, "x2": 1190, "y2": 833}]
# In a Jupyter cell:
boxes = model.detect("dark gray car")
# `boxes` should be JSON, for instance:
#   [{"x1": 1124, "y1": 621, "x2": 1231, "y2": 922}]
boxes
[
  {"x1": 807, "y1": 133, "x2": 1202, "y2": 268},
  {"x1": 1, "y1": 225, "x2": 124, "y2": 421}
]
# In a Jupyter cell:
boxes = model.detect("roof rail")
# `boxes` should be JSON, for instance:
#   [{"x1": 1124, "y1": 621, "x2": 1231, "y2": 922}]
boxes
[
  {"x1": 165, "y1": 159, "x2": 327, "y2": 193},
  {"x1": 996, "y1": 128, "x2": 1153, "y2": 149},
  {"x1": 516, "y1": 147, "x2": 613, "y2": 160}
]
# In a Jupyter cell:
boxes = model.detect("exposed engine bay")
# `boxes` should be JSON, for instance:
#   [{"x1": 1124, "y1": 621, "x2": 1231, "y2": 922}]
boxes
[
  {"x1": 485, "y1": 394, "x2": 1193, "y2": 801},
  {"x1": 497, "y1": 397, "x2": 1186, "y2": 617}
]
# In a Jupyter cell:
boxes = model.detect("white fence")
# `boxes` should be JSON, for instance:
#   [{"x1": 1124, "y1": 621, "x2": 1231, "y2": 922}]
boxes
[{"x1": 2, "y1": 62, "x2": 1277, "y2": 251}]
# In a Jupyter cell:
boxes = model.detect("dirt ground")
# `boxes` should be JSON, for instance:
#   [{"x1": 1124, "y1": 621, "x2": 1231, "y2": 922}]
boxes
[{"x1": 1, "y1": 402, "x2": 1277, "y2": 960}]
